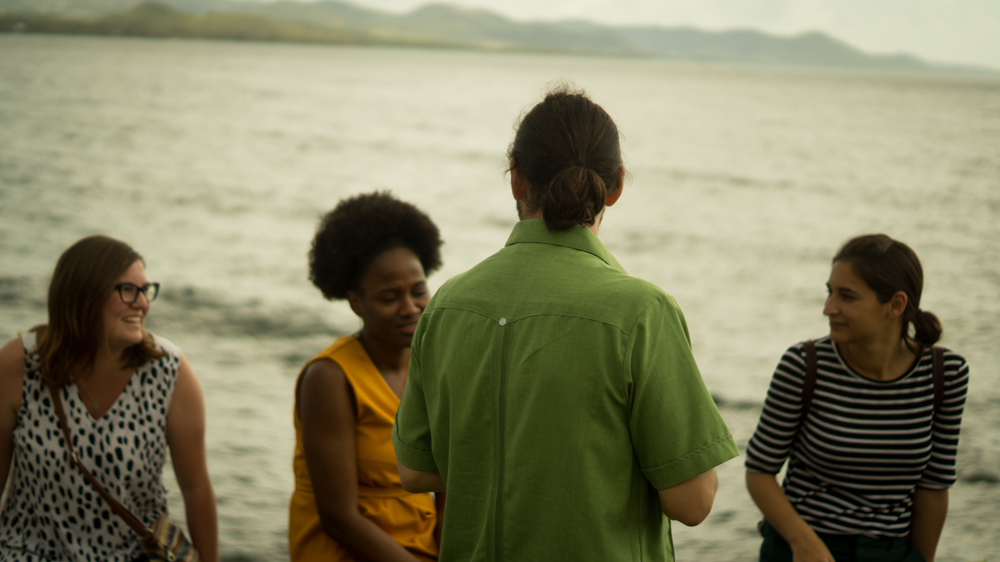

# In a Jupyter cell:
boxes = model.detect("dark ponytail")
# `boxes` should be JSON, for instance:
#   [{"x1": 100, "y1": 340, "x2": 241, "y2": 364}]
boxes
[
  {"x1": 541, "y1": 165, "x2": 608, "y2": 230},
  {"x1": 912, "y1": 309, "x2": 943, "y2": 347},
  {"x1": 833, "y1": 234, "x2": 942, "y2": 346},
  {"x1": 507, "y1": 87, "x2": 623, "y2": 230}
]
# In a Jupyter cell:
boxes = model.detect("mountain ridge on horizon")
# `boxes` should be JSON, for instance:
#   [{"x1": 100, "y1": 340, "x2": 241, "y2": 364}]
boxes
[{"x1": 1, "y1": 0, "x2": 995, "y2": 75}]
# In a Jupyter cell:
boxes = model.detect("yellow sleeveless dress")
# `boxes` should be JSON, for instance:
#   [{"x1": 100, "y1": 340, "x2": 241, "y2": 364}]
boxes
[{"x1": 288, "y1": 336, "x2": 438, "y2": 562}]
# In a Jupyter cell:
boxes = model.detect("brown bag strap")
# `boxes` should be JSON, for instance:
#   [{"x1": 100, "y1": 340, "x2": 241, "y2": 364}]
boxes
[
  {"x1": 46, "y1": 378, "x2": 159, "y2": 549},
  {"x1": 789, "y1": 340, "x2": 819, "y2": 447},
  {"x1": 801, "y1": 340, "x2": 819, "y2": 421},
  {"x1": 931, "y1": 346, "x2": 945, "y2": 416}
]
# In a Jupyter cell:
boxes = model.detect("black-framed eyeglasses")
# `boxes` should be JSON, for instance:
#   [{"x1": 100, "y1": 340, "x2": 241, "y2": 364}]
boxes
[{"x1": 114, "y1": 282, "x2": 160, "y2": 304}]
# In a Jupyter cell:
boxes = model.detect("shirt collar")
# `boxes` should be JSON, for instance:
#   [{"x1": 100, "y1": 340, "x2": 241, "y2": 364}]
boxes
[{"x1": 504, "y1": 219, "x2": 626, "y2": 273}]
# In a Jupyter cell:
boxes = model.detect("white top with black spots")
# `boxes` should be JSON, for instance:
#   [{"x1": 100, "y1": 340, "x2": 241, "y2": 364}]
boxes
[{"x1": 0, "y1": 331, "x2": 181, "y2": 562}]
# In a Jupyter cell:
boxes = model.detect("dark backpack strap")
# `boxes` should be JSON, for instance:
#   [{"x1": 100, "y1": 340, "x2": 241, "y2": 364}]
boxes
[
  {"x1": 758, "y1": 340, "x2": 819, "y2": 537},
  {"x1": 931, "y1": 346, "x2": 945, "y2": 416},
  {"x1": 801, "y1": 340, "x2": 819, "y2": 422}
]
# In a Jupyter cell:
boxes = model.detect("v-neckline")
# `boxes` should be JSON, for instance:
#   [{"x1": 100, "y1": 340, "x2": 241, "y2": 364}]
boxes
[
  {"x1": 73, "y1": 372, "x2": 135, "y2": 421},
  {"x1": 354, "y1": 339, "x2": 403, "y2": 405}
]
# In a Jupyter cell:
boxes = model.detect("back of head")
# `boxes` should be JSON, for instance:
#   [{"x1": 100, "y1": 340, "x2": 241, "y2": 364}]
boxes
[
  {"x1": 38, "y1": 235, "x2": 155, "y2": 384},
  {"x1": 833, "y1": 233, "x2": 942, "y2": 346},
  {"x1": 508, "y1": 87, "x2": 623, "y2": 230}
]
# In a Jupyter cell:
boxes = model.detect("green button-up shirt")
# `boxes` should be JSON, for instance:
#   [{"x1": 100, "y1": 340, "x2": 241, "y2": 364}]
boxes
[{"x1": 394, "y1": 219, "x2": 738, "y2": 562}]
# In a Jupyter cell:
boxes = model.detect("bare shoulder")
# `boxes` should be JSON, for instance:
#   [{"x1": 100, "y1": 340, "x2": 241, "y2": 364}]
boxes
[
  {"x1": 0, "y1": 337, "x2": 25, "y2": 382},
  {"x1": 171, "y1": 354, "x2": 204, "y2": 404},
  {"x1": 297, "y1": 358, "x2": 354, "y2": 425},
  {"x1": 0, "y1": 337, "x2": 26, "y2": 417},
  {"x1": 299, "y1": 358, "x2": 347, "y2": 397},
  {"x1": 166, "y1": 354, "x2": 206, "y2": 427}
]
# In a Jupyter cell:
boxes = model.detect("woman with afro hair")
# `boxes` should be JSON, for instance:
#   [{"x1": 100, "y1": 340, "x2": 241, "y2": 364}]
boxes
[{"x1": 288, "y1": 192, "x2": 444, "y2": 562}]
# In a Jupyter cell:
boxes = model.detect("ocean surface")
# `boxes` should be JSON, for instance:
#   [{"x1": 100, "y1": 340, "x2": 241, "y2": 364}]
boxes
[{"x1": 1, "y1": 34, "x2": 998, "y2": 561}]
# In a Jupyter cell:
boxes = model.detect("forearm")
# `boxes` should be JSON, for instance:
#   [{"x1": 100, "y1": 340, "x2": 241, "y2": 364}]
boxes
[
  {"x1": 746, "y1": 471, "x2": 832, "y2": 561},
  {"x1": 910, "y1": 488, "x2": 948, "y2": 562},
  {"x1": 322, "y1": 510, "x2": 423, "y2": 562},
  {"x1": 397, "y1": 459, "x2": 445, "y2": 493},
  {"x1": 167, "y1": 354, "x2": 216, "y2": 560},
  {"x1": 657, "y1": 468, "x2": 718, "y2": 526},
  {"x1": 182, "y1": 482, "x2": 218, "y2": 562}
]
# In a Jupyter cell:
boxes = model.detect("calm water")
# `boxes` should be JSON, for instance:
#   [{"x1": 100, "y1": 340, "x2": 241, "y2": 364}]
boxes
[{"x1": 1, "y1": 34, "x2": 999, "y2": 561}]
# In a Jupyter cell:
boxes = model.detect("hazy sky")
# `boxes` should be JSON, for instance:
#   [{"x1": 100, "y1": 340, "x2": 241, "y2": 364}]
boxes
[{"x1": 344, "y1": 0, "x2": 1000, "y2": 69}]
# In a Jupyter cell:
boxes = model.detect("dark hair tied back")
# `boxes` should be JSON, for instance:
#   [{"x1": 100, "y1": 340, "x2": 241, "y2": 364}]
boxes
[
  {"x1": 833, "y1": 234, "x2": 942, "y2": 346},
  {"x1": 541, "y1": 165, "x2": 608, "y2": 230},
  {"x1": 508, "y1": 86, "x2": 623, "y2": 230},
  {"x1": 912, "y1": 308, "x2": 943, "y2": 347}
]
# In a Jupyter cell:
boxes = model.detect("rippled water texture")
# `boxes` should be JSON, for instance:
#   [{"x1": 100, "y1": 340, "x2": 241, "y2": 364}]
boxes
[{"x1": 1, "y1": 34, "x2": 998, "y2": 561}]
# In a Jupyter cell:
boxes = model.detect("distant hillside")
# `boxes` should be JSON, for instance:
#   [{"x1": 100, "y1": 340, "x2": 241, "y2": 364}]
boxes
[
  {"x1": 0, "y1": 0, "x2": 992, "y2": 74},
  {"x1": 188, "y1": 1, "x2": 936, "y2": 70},
  {"x1": 618, "y1": 26, "x2": 928, "y2": 71},
  {"x1": 0, "y1": 2, "x2": 452, "y2": 46}
]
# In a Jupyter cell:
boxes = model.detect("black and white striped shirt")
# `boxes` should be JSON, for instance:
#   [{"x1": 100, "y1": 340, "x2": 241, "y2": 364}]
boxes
[{"x1": 745, "y1": 337, "x2": 969, "y2": 537}]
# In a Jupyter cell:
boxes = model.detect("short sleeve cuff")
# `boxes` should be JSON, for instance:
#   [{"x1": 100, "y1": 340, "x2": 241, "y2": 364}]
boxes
[
  {"x1": 744, "y1": 456, "x2": 783, "y2": 475},
  {"x1": 643, "y1": 434, "x2": 739, "y2": 490},
  {"x1": 916, "y1": 474, "x2": 956, "y2": 490},
  {"x1": 392, "y1": 423, "x2": 438, "y2": 472}
]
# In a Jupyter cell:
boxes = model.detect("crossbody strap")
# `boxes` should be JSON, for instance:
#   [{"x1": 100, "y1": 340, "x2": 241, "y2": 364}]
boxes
[{"x1": 46, "y1": 378, "x2": 159, "y2": 550}]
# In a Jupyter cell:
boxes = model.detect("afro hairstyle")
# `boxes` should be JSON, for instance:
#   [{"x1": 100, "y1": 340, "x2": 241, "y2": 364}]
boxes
[{"x1": 309, "y1": 191, "x2": 443, "y2": 300}]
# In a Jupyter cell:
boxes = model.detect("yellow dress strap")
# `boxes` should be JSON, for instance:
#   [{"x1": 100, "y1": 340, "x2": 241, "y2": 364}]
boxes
[{"x1": 326, "y1": 338, "x2": 401, "y2": 422}]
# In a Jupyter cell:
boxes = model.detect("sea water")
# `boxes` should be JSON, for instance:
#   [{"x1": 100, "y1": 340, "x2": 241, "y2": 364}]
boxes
[{"x1": 1, "y1": 34, "x2": 998, "y2": 560}]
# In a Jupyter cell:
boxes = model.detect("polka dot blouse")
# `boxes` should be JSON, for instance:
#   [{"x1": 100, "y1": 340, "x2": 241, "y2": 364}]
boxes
[{"x1": 0, "y1": 331, "x2": 181, "y2": 562}]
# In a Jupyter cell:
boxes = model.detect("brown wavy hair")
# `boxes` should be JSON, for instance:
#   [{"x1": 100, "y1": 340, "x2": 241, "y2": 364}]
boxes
[{"x1": 34, "y1": 235, "x2": 164, "y2": 387}]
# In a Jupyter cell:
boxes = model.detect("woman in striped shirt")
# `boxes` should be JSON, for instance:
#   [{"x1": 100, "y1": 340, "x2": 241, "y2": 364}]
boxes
[{"x1": 746, "y1": 234, "x2": 969, "y2": 562}]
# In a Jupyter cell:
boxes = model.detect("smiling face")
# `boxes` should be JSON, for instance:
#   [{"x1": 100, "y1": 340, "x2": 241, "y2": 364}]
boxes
[
  {"x1": 823, "y1": 260, "x2": 900, "y2": 345},
  {"x1": 348, "y1": 246, "x2": 429, "y2": 350},
  {"x1": 101, "y1": 260, "x2": 151, "y2": 356}
]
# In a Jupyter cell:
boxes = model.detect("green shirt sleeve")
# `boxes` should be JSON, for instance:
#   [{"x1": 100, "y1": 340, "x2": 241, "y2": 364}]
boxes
[
  {"x1": 393, "y1": 320, "x2": 439, "y2": 473},
  {"x1": 624, "y1": 293, "x2": 739, "y2": 490}
]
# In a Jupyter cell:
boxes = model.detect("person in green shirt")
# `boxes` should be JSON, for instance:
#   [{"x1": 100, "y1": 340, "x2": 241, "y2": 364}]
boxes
[{"x1": 393, "y1": 87, "x2": 739, "y2": 561}]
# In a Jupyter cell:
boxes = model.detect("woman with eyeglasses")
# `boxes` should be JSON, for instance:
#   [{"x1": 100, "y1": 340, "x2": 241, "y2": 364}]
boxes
[{"x1": 0, "y1": 235, "x2": 218, "y2": 562}]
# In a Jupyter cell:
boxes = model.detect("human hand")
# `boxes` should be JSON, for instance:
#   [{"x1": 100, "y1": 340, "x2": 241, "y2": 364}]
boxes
[{"x1": 789, "y1": 532, "x2": 835, "y2": 562}]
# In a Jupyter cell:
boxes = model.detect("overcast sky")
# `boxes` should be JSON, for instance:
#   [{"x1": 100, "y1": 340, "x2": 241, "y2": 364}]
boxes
[{"x1": 344, "y1": 0, "x2": 1000, "y2": 69}]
